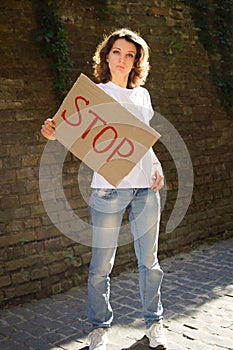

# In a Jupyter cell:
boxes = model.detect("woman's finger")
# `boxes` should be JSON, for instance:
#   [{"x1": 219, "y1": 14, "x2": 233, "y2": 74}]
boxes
[
  {"x1": 41, "y1": 118, "x2": 56, "y2": 140},
  {"x1": 150, "y1": 171, "x2": 164, "y2": 191}
]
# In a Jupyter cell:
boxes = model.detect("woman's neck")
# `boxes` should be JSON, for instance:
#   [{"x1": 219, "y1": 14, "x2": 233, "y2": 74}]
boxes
[{"x1": 110, "y1": 76, "x2": 128, "y2": 88}]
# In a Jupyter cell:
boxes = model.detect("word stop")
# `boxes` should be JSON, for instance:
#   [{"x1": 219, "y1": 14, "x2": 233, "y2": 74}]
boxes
[{"x1": 61, "y1": 95, "x2": 135, "y2": 162}]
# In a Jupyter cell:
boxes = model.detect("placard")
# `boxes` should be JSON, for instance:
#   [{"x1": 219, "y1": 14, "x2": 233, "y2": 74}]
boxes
[{"x1": 53, "y1": 73, "x2": 160, "y2": 187}]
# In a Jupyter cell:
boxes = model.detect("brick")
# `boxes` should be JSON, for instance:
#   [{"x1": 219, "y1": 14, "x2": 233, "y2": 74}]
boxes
[
  {"x1": 6, "y1": 220, "x2": 25, "y2": 232},
  {"x1": 11, "y1": 269, "x2": 30, "y2": 284},
  {"x1": 152, "y1": 7, "x2": 169, "y2": 16},
  {"x1": 3, "y1": 230, "x2": 37, "y2": 248},
  {"x1": 0, "y1": 169, "x2": 17, "y2": 182},
  {"x1": 11, "y1": 181, "x2": 26, "y2": 194},
  {"x1": 81, "y1": 251, "x2": 92, "y2": 265},
  {"x1": 30, "y1": 267, "x2": 49, "y2": 280},
  {"x1": 30, "y1": 203, "x2": 46, "y2": 217},
  {"x1": 5, "y1": 281, "x2": 41, "y2": 298},
  {"x1": 3, "y1": 157, "x2": 21, "y2": 168},
  {"x1": 19, "y1": 193, "x2": 38, "y2": 205},
  {"x1": 4, "y1": 245, "x2": 25, "y2": 260},
  {"x1": 5, "y1": 255, "x2": 40, "y2": 272},
  {"x1": 25, "y1": 179, "x2": 39, "y2": 192},
  {"x1": 16, "y1": 168, "x2": 34, "y2": 180},
  {"x1": 0, "y1": 275, "x2": 11, "y2": 287},
  {"x1": 23, "y1": 241, "x2": 44, "y2": 256},
  {"x1": 13, "y1": 206, "x2": 31, "y2": 219},
  {"x1": 51, "y1": 282, "x2": 63, "y2": 295},
  {"x1": 49, "y1": 262, "x2": 67, "y2": 275},
  {"x1": 21, "y1": 154, "x2": 40, "y2": 167},
  {"x1": 40, "y1": 251, "x2": 67, "y2": 265},
  {"x1": 23, "y1": 217, "x2": 41, "y2": 229}
]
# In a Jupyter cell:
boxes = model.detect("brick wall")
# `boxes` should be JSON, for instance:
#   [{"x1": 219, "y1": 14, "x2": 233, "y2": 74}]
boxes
[{"x1": 0, "y1": 0, "x2": 232, "y2": 307}]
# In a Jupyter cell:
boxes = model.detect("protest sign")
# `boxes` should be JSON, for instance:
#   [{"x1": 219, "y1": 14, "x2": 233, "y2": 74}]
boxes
[{"x1": 53, "y1": 73, "x2": 160, "y2": 187}]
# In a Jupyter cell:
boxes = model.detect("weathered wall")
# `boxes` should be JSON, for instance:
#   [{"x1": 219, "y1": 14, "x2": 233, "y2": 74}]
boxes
[{"x1": 0, "y1": 0, "x2": 232, "y2": 307}]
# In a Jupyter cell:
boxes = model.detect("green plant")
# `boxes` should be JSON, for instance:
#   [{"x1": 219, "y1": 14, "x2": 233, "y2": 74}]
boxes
[
  {"x1": 0, "y1": 294, "x2": 6, "y2": 306},
  {"x1": 72, "y1": 272, "x2": 81, "y2": 285},
  {"x1": 64, "y1": 253, "x2": 81, "y2": 267},
  {"x1": 185, "y1": 0, "x2": 233, "y2": 114},
  {"x1": 64, "y1": 253, "x2": 76, "y2": 263},
  {"x1": 168, "y1": 37, "x2": 185, "y2": 55},
  {"x1": 19, "y1": 237, "x2": 30, "y2": 244},
  {"x1": 35, "y1": 0, "x2": 73, "y2": 102}
]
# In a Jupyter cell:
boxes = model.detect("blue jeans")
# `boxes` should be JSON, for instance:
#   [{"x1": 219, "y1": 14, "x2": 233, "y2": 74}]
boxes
[{"x1": 88, "y1": 188, "x2": 164, "y2": 329}]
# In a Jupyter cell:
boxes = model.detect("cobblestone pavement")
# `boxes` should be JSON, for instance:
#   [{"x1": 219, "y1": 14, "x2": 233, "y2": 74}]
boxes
[{"x1": 0, "y1": 238, "x2": 232, "y2": 350}]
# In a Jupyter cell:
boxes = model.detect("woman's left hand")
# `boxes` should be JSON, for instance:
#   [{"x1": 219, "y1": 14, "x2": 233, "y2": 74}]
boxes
[{"x1": 150, "y1": 169, "x2": 164, "y2": 191}]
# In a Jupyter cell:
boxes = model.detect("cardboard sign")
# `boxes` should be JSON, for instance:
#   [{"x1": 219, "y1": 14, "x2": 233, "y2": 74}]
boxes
[{"x1": 53, "y1": 73, "x2": 160, "y2": 187}]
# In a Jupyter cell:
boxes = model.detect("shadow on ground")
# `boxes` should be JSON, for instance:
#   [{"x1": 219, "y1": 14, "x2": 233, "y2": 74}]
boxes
[{"x1": 79, "y1": 335, "x2": 156, "y2": 349}]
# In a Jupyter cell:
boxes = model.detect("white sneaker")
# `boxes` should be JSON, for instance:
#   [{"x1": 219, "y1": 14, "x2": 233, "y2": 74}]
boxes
[
  {"x1": 88, "y1": 328, "x2": 108, "y2": 350},
  {"x1": 146, "y1": 321, "x2": 167, "y2": 349}
]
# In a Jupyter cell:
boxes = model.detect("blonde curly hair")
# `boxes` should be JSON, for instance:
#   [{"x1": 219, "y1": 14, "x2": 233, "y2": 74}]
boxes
[{"x1": 93, "y1": 28, "x2": 150, "y2": 88}]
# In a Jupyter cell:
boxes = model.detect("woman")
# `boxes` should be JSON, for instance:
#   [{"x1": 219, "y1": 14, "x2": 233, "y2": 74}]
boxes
[{"x1": 41, "y1": 28, "x2": 167, "y2": 350}]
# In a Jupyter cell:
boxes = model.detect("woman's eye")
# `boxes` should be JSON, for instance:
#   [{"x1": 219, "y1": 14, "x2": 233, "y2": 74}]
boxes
[{"x1": 112, "y1": 50, "x2": 120, "y2": 54}]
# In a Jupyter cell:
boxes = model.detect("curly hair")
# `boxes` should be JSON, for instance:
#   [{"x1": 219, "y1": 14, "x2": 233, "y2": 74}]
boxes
[{"x1": 93, "y1": 28, "x2": 150, "y2": 88}]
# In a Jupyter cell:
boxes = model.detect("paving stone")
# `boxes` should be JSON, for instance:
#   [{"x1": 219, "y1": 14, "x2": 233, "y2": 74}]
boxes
[{"x1": 0, "y1": 239, "x2": 232, "y2": 350}]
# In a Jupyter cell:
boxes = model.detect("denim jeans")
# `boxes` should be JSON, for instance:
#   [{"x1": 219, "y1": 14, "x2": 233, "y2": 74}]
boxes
[{"x1": 88, "y1": 188, "x2": 164, "y2": 329}]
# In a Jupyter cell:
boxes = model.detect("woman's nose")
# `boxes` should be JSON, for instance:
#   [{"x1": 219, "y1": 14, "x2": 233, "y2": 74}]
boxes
[{"x1": 119, "y1": 55, "x2": 125, "y2": 62}]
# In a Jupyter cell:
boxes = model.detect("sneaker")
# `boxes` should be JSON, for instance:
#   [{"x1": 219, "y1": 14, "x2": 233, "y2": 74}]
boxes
[
  {"x1": 146, "y1": 321, "x2": 167, "y2": 349},
  {"x1": 88, "y1": 328, "x2": 108, "y2": 350}
]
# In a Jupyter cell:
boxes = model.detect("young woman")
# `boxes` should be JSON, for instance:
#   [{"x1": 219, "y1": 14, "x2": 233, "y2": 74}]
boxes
[{"x1": 41, "y1": 28, "x2": 167, "y2": 350}]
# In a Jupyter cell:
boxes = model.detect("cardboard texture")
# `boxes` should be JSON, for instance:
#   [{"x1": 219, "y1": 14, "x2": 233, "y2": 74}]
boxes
[{"x1": 53, "y1": 73, "x2": 160, "y2": 187}]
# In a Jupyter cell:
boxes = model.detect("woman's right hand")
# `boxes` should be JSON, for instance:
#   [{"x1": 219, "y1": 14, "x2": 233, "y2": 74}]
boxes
[{"x1": 41, "y1": 118, "x2": 56, "y2": 140}]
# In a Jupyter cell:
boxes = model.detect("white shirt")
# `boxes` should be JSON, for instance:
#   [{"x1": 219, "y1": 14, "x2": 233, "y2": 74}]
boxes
[{"x1": 91, "y1": 81, "x2": 161, "y2": 188}]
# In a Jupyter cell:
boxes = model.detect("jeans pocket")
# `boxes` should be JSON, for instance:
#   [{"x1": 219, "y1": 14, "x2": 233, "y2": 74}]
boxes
[{"x1": 94, "y1": 188, "x2": 117, "y2": 200}]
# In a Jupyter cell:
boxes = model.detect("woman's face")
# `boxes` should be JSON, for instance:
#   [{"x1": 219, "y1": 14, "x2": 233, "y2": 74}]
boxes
[{"x1": 106, "y1": 38, "x2": 137, "y2": 83}]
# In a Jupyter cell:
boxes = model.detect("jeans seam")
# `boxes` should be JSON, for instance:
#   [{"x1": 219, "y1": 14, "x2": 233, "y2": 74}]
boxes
[{"x1": 130, "y1": 204, "x2": 146, "y2": 311}]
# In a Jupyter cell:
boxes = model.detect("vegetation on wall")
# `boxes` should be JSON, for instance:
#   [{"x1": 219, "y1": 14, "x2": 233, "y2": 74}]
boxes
[
  {"x1": 34, "y1": 0, "x2": 232, "y2": 112},
  {"x1": 35, "y1": 0, "x2": 73, "y2": 102},
  {"x1": 185, "y1": 0, "x2": 233, "y2": 114}
]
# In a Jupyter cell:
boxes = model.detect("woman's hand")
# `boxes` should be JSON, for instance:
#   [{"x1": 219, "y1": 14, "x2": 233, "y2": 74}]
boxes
[
  {"x1": 150, "y1": 169, "x2": 164, "y2": 191},
  {"x1": 41, "y1": 118, "x2": 56, "y2": 140}
]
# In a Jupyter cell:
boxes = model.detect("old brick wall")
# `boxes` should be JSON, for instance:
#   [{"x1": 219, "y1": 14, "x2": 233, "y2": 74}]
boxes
[{"x1": 0, "y1": 0, "x2": 232, "y2": 307}]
